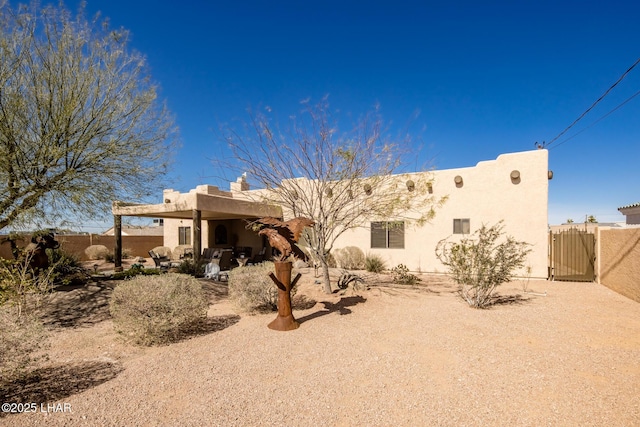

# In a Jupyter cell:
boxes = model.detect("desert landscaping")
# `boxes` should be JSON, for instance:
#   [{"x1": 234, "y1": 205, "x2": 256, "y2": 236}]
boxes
[{"x1": 1, "y1": 266, "x2": 639, "y2": 427}]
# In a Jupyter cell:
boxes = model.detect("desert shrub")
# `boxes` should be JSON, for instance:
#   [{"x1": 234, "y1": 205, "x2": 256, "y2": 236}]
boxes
[
  {"x1": 326, "y1": 252, "x2": 337, "y2": 268},
  {"x1": 109, "y1": 273, "x2": 208, "y2": 346},
  {"x1": 228, "y1": 262, "x2": 298, "y2": 313},
  {"x1": 391, "y1": 264, "x2": 421, "y2": 285},
  {"x1": 436, "y1": 221, "x2": 531, "y2": 308},
  {"x1": 104, "y1": 248, "x2": 131, "y2": 263},
  {"x1": 151, "y1": 246, "x2": 172, "y2": 258},
  {"x1": 365, "y1": 253, "x2": 386, "y2": 273},
  {"x1": 111, "y1": 265, "x2": 162, "y2": 280},
  {"x1": 173, "y1": 245, "x2": 193, "y2": 260},
  {"x1": 0, "y1": 306, "x2": 49, "y2": 382},
  {"x1": 0, "y1": 256, "x2": 55, "y2": 315},
  {"x1": 337, "y1": 270, "x2": 367, "y2": 291},
  {"x1": 85, "y1": 245, "x2": 110, "y2": 260},
  {"x1": 176, "y1": 259, "x2": 205, "y2": 277},
  {"x1": 335, "y1": 246, "x2": 365, "y2": 269},
  {"x1": 47, "y1": 248, "x2": 88, "y2": 285}
]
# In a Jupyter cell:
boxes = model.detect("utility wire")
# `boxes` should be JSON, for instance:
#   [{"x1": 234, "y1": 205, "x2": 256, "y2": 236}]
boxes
[
  {"x1": 545, "y1": 56, "x2": 640, "y2": 149},
  {"x1": 550, "y1": 88, "x2": 640, "y2": 150}
]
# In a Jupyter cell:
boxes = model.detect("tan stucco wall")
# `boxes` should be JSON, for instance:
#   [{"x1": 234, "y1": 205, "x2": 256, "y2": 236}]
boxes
[
  {"x1": 0, "y1": 234, "x2": 163, "y2": 261},
  {"x1": 161, "y1": 150, "x2": 549, "y2": 277},
  {"x1": 598, "y1": 228, "x2": 640, "y2": 303},
  {"x1": 331, "y1": 150, "x2": 549, "y2": 277}
]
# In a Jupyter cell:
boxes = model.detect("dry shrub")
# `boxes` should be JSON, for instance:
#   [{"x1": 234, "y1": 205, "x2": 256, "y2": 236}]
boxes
[
  {"x1": 228, "y1": 262, "x2": 298, "y2": 313},
  {"x1": 391, "y1": 264, "x2": 421, "y2": 285},
  {"x1": 151, "y1": 246, "x2": 172, "y2": 258},
  {"x1": 109, "y1": 273, "x2": 208, "y2": 346},
  {"x1": 85, "y1": 245, "x2": 109, "y2": 260},
  {"x1": 365, "y1": 253, "x2": 386, "y2": 273},
  {"x1": 173, "y1": 245, "x2": 192, "y2": 260},
  {"x1": 0, "y1": 306, "x2": 49, "y2": 382},
  {"x1": 335, "y1": 246, "x2": 365, "y2": 269},
  {"x1": 0, "y1": 256, "x2": 55, "y2": 315}
]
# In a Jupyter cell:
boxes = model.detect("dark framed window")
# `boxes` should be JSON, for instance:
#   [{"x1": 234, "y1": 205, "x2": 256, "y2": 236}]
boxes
[
  {"x1": 178, "y1": 226, "x2": 191, "y2": 245},
  {"x1": 453, "y1": 218, "x2": 470, "y2": 234},
  {"x1": 215, "y1": 225, "x2": 228, "y2": 244},
  {"x1": 371, "y1": 221, "x2": 405, "y2": 249}
]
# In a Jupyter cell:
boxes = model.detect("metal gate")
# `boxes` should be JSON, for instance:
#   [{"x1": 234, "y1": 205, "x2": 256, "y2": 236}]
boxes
[{"x1": 549, "y1": 228, "x2": 595, "y2": 282}]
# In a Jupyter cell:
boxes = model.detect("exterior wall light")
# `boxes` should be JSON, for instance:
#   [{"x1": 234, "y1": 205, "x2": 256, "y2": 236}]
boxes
[
  {"x1": 548, "y1": 170, "x2": 554, "y2": 180},
  {"x1": 427, "y1": 183, "x2": 433, "y2": 194},
  {"x1": 325, "y1": 188, "x2": 333, "y2": 197},
  {"x1": 454, "y1": 175, "x2": 463, "y2": 187},
  {"x1": 510, "y1": 170, "x2": 521, "y2": 184},
  {"x1": 406, "y1": 180, "x2": 415, "y2": 192},
  {"x1": 164, "y1": 198, "x2": 171, "y2": 203},
  {"x1": 364, "y1": 183, "x2": 372, "y2": 195}
]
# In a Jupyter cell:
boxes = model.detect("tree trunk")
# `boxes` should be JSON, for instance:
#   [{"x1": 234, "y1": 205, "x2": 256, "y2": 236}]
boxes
[
  {"x1": 321, "y1": 260, "x2": 332, "y2": 294},
  {"x1": 267, "y1": 261, "x2": 299, "y2": 331}
]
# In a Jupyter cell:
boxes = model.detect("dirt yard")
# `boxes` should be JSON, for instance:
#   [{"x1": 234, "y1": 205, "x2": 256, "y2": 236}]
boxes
[{"x1": 1, "y1": 267, "x2": 639, "y2": 426}]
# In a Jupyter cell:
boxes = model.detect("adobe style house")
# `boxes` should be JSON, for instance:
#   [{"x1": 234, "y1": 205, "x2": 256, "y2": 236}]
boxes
[{"x1": 112, "y1": 149, "x2": 551, "y2": 278}]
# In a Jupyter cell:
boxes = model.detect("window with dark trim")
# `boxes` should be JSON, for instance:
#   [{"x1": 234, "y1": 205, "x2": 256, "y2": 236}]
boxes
[
  {"x1": 215, "y1": 225, "x2": 228, "y2": 244},
  {"x1": 178, "y1": 226, "x2": 191, "y2": 245},
  {"x1": 371, "y1": 221, "x2": 405, "y2": 249},
  {"x1": 453, "y1": 218, "x2": 470, "y2": 234}
]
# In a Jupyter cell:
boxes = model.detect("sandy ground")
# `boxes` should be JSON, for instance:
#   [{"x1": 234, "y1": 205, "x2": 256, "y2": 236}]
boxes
[{"x1": 1, "y1": 267, "x2": 639, "y2": 426}]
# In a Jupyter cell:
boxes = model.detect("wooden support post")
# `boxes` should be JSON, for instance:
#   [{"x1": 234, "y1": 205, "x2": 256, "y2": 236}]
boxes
[
  {"x1": 267, "y1": 261, "x2": 300, "y2": 331},
  {"x1": 193, "y1": 209, "x2": 202, "y2": 264},
  {"x1": 114, "y1": 215, "x2": 123, "y2": 272}
]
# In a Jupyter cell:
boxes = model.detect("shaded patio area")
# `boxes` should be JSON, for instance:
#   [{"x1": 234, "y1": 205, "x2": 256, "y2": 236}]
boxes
[{"x1": 111, "y1": 181, "x2": 282, "y2": 269}]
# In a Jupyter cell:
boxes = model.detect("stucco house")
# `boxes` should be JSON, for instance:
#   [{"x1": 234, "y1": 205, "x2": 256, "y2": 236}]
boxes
[{"x1": 112, "y1": 149, "x2": 551, "y2": 278}]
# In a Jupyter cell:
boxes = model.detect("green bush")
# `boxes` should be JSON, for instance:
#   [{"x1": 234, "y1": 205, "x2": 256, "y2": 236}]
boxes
[
  {"x1": 335, "y1": 246, "x2": 365, "y2": 269},
  {"x1": 109, "y1": 273, "x2": 208, "y2": 346},
  {"x1": 176, "y1": 259, "x2": 205, "y2": 277},
  {"x1": 391, "y1": 264, "x2": 421, "y2": 285},
  {"x1": 228, "y1": 262, "x2": 298, "y2": 313},
  {"x1": 47, "y1": 248, "x2": 88, "y2": 285},
  {"x1": 436, "y1": 221, "x2": 531, "y2": 308},
  {"x1": 0, "y1": 306, "x2": 49, "y2": 382},
  {"x1": 111, "y1": 265, "x2": 162, "y2": 280},
  {"x1": 365, "y1": 253, "x2": 386, "y2": 273}
]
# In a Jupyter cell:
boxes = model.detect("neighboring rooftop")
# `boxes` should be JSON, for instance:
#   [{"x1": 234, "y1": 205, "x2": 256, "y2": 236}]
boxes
[
  {"x1": 102, "y1": 225, "x2": 165, "y2": 236},
  {"x1": 618, "y1": 203, "x2": 640, "y2": 225}
]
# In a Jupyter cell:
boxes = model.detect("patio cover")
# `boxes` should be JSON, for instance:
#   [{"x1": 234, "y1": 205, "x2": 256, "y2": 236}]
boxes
[{"x1": 111, "y1": 187, "x2": 282, "y2": 268}]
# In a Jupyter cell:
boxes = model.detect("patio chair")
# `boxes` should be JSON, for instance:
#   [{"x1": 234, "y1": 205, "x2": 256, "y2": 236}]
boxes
[
  {"x1": 248, "y1": 247, "x2": 266, "y2": 265},
  {"x1": 218, "y1": 250, "x2": 233, "y2": 271},
  {"x1": 202, "y1": 248, "x2": 216, "y2": 262},
  {"x1": 149, "y1": 250, "x2": 170, "y2": 269}
]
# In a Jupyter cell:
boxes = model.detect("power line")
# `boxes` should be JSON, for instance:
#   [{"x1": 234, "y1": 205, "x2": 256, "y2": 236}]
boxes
[
  {"x1": 550, "y1": 88, "x2": 640, "y2": 150},
  {"x1": 544, "y1": 56, "x2": 640, "y2": 149}
]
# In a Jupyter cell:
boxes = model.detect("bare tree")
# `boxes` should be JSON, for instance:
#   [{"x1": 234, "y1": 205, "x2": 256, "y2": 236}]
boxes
[
  {"x1": 0, "y1": 1, "x2": 177, "y2": 231},
  {"x1": 225, "y1": 98, "x2": 445, "y2": 293}
]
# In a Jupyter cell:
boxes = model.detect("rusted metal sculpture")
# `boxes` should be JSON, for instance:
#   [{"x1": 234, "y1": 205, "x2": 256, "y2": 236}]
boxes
[
  {"x1": 254, "y1": 216, "x2": 315, "y2": 331},
  {"x1": 24, "y1": 232, "x2": 60, "y2": 270}
]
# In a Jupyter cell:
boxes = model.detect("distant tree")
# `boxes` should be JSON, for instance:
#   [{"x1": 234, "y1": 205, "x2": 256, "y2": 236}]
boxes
[
  {"x1": 587, "y1": 215, "x2": 598, "y2": 223},
  {"x1": 566, "y1": 218, "x2": 574, "y2": 224},
  {"x1": 0, "y1": 1, "x2": 177, "y2": 231},
  {"x1": 224, "y1": 98, "x2": 445, "y2": 293}
]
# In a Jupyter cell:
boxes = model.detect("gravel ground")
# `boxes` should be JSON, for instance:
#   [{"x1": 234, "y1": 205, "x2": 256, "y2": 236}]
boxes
[{"x1": 2, "y1": 269, "x2": 639, "y2": 426}]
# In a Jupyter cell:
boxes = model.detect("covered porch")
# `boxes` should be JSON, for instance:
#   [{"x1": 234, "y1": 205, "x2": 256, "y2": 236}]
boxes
[{"x1": 111, "y1": 184, "x2": 282, "y2": 270}]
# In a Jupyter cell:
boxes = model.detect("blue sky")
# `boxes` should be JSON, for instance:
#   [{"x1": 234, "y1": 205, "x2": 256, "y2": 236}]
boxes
[{"x1": 63, "y1": 0, "x2": 639, "y2": 228}]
